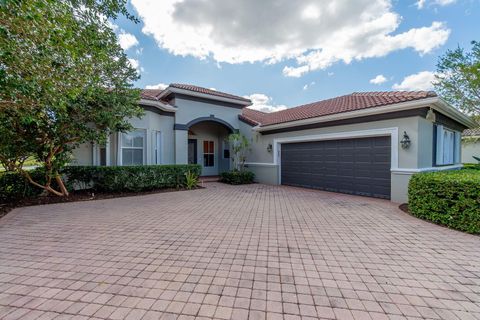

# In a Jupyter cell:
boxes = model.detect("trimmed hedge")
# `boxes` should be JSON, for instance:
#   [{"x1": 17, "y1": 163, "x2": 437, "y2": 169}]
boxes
[
  {"x1": 408, "y1": 169, "x2": 480, "y2": 234},
  {"x1": 220, "y1": 170, "x2": 255, "y2": 185},
  {"x1": 0, "y1": 164, "x2": 202, "y2": 203}
]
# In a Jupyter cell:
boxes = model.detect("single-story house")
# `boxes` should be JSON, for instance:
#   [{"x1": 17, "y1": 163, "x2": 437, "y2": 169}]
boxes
[
  {"x1": 461, "y1": 128, "x2": 480, "y2": 164},
  {"x1": 72, "y1": 84, "x2": 476, "y2": 203}
]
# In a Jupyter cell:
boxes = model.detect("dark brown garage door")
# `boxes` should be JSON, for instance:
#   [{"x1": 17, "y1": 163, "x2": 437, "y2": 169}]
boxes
[{"x1": 281, "y1": 136, "x2": 391, "y2": 199}]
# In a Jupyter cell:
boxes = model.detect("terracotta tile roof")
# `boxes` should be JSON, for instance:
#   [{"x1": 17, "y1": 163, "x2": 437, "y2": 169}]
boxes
[
  {"x1": 239, "y1": 108, "x2": 268, "y2": 126},
  {"x1": 142, "y1": 89, "x2": 164, "y2": 98},
  {"x1": 169, "y1": 83, "x2": 251, "y2": 103},
  {"x1": 241, "y1": 91, "x2": 437, "y2": 127},
  {"x1": 463, "y1": 128, "x2": 480, "y2": 136}
]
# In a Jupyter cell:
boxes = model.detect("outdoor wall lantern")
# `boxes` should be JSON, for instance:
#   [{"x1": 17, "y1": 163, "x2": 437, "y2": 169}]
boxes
[
  {"x1": 267, "y1": 143, "x2": 273, "y2": 153},
  {"x1": 400, "y1": 131, "x2": 411, "y2": 149}
]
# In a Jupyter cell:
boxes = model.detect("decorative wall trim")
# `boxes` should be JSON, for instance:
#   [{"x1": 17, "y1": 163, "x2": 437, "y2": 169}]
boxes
[
  {"x1": 174, "y1": 116, "x2": 236, "y2": 133},
  {"x1": 391, "y1": 164, "x2": 463, "y2": 175},
  {"x1": 244, "y1": 162, "x2": 278, "y2": 167},
  {"x1": 142, "y1": 105, "x2": 175, "y2": 117}
]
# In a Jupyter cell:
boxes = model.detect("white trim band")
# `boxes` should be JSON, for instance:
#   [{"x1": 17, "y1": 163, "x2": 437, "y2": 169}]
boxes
[{"x1": 391, "y1": 164, "x2": 463, "y2": 175}]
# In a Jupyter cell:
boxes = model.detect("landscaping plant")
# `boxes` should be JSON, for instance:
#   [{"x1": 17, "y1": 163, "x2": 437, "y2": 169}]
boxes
[
  {"x1": 434, "y1": 41, "x2": 480, "y2": 118},
  {"x1": 408, "y1": 169, "x2": 480, "y2": 234},
  {"x1": 0, "y1": 165, "x2": 202, "y2": 203},
  {"x1": 220, "y1": 133, "x2": 255, "y2": 185},
  {"x1": 184, "y1": 170, "x2": 199, "y2": 190},
  {"x1": 0, "y1": 0, "x2": 142, "y2": 196}
]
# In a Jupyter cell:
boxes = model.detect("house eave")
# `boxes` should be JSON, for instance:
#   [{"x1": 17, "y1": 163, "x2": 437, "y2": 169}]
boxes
[
  {"x1": 139, "y1": 98, "x2": 177, "y2": 113},
  {"x1": 254, "y1": 97, "x2": 476, "y2": 133}
]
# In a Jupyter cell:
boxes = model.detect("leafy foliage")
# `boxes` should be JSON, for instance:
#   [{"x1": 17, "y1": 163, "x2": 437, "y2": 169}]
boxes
[
  {"x1": 0, "y1": 165, "x2": 202, "y2": 203},
  {"x1": 434, "y1": 41, "x2": 480, "y2": 116},
  {"x1": 220, "y1": 170, "x2": 255, "y2": 185},
  {"x1": 227, "y1": 133, "x2": 251, "y2": 171},
  {"x1": 184, "y1": 170, "x2": 199, "y2": 190},
  {"x1": 408, "y1": 169, "x2": 480, "y2": 234},
  {"x1": 0, "y1": 0, "x2": 142, "y2": 196}
]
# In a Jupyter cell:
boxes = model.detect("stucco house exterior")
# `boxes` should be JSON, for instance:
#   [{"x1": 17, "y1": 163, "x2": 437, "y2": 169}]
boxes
[
  {"x1": 461, "y1": 128, "x2": 480, "y2": 164},
  {"x1": 72, "y1": 84, "x2": 475, "y2": 203}
]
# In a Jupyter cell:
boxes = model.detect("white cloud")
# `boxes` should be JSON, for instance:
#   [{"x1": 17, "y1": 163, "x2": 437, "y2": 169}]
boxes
[
  {"x1": 128, "y1": 58, "x2": 143, "y2": 72},
  {"x1": 370, "y1": 74, "x2": 387, "y2": 85},
  {"x1": 244, "y1": 93, "x2": 288, "y2": 113},
  {"x1": 392, "y1": 71, "x2": 436, "y2": 91},
  {"x1": 118, "y1": 32, "x2": 139, "y2": 50},
  {"x1": 145, "y1": 83, "x2": 168, "y2": 90},
  {"x1": 131, "y1": 0, "x2": 450, "y2": 77},
  {"x1": 416, "y1": 0, "x2": 456, "y2": 9},
  {"x1": 303, "y1": 81, "x2": 316, "y2": 90}
]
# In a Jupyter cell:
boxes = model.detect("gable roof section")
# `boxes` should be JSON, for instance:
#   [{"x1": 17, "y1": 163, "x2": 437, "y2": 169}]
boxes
[
  {"x1": 142, "y1": 89, "x2": 164, "y2": 99},
  {"x1": 169, "y1": 83, "x2": 251, "y2": 103},
  {"x1": 140, "y1": 90, "x2": 177, "y2": 113},
  {"x1": 241, "y1": 91, "x2": 437, "y2": 127},
  {"x1": 239, "y1": 108, "x2": 268, "y2": 126}
]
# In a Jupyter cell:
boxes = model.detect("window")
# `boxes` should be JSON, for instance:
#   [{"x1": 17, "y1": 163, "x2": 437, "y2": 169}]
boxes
[
  {"x1": 203, "y1": 140, "x2": 214, "y2": 167},
  {"x1": 222, "y1": 140, "x2": 230, "y2": 159},
  {"x1": 435, "y1": 125, "x2": 460, "y2": 166},
  {"x1": 121, "y1": 129, "x2": 145, "y2": 165}
]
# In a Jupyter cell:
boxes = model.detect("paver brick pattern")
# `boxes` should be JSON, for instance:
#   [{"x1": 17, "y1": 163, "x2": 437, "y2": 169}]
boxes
[{"x1": 0, "y1": 183, "x2": 479, "y2": 320}]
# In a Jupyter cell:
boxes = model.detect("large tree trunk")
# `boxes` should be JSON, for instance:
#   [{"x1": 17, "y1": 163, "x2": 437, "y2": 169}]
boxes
[{"x1": 20, "y1": 169, "x2": 69, "y2": 197}]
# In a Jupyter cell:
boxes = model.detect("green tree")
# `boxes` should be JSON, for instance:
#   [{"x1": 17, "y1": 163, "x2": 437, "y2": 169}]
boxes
[
  {"x1": 0, "y1": 0, "x2": 143, "y2": 196},
  {"x1": 434, "y1": 41, "x2": 480, "y2": 117},
  {"x1": 227, "y1": 133, "x2": 251, "y2": 171}
]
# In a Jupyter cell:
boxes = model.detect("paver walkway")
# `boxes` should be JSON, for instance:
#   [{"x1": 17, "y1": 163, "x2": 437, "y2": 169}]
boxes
[{"x1": 0, "y1": 183, "x2": 479, "y2": 320}]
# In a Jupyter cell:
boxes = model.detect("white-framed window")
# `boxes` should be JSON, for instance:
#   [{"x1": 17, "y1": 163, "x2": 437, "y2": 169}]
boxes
[
  {"x1": 153, "y1": 131, "x2": 162, "y2": 165},
  {"x1": 435, "y1": 125, "x2": 461, "y2": 166},
  {"x1": 121, "y1": 129, "x2": 145, "y2": 165}
]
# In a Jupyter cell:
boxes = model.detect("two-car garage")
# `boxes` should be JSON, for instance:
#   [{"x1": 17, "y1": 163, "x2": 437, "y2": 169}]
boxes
[{"x1": 280, "y1": 136, "x2": 391, "y2": 199}]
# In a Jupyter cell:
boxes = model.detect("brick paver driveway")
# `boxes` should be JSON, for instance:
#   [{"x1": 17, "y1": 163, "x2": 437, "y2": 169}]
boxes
[{"x1": 0, "y1": 183, "x2": 479, "y2": 320}]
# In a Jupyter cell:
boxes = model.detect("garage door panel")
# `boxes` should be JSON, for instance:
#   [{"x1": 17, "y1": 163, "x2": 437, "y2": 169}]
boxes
[{"x1": 281, "y1": 136, "x2": 391, "y2": 199}]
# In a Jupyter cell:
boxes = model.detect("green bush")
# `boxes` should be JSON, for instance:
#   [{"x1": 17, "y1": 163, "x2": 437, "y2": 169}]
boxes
[
  {"x1": 0, "y1": 164, "x2": 202, "y2": 203},
  {"x1": 0, "y1": 169, "x2": 46, "y2": 203},
  {"x1": 220, "y1": 170, "x2": 255, "y2": 185},
  {"x1": 64, "y1": 165, "x2": 202, "y2": 192},
  {"x1": 408, "y1": 169, "x2": 480, "y2": 234}
]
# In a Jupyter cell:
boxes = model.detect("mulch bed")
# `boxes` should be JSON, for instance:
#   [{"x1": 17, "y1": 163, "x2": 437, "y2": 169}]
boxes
[
  {"x1": 398, "y1": 203, "x2": 409, "y2": 214},
  {"x1": 0, "y1": 187, "x2": 203, "y2": 219}
]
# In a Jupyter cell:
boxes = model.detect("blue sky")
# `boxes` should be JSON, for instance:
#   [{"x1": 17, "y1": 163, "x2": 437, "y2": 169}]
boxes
[{"x1": 114, "y1": 0, "x2": 479, "y2": 112}]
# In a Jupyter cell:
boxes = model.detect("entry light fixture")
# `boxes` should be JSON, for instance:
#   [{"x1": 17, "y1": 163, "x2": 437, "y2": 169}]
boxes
[
  {"x1": 267, "y1": 143, "x2": 273, "y2": 153},
  {"x1": 400, "y1": 131, "x2": 411, "y2": 149}
]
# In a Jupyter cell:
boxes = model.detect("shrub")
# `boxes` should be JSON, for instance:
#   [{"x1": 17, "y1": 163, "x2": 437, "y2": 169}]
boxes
[
  {"x1": 184, "y1": 170, "x2": 199, "y2": 190},
  {"x1": 0, "y1": 168, "x2": 71, "y2": 203},
  {"x1": 220, "y1": 170, "x2": 255, "y2": 185},
  {"x1": 408, "y1": 169, "x2": 480, "y2": 234},
  {"x1": 64, "y1": 165, "x2": 202, "y2": 192},
  {"x1": 0, "y1": 164, "x2": 202, "y2": 203}
]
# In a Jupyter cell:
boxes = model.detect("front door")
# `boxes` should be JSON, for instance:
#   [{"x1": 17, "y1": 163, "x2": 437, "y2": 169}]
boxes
[
  {"x1": 202, "y1": 139, "x2": 217, "y2": 176},
  {"x1": 188, "y1": 139, "x2": 197, "y2": 164}
]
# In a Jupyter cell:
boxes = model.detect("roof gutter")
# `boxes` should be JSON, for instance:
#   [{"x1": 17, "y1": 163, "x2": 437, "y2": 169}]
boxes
[
  {"x1": 158, "y1": 87, "x2": 252, "y2": 106},
  {"x1": 254, "y1": 97, "x2": 476, "y2": 132},
  {"x1": 139, "y1": 98, "x2": 177, "y2": 113}
]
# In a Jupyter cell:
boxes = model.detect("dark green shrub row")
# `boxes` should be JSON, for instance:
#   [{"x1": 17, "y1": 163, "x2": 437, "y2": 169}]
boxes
[
  {"x1": 64, "y1": 165, "x2": 201, "y2": 192},
  {"x1": 220, "y1": 170, "x2": 255, "y2": 185},
  {"x1": 0, "y1": 169, "x2": 47, "y2": 203},
  {"x1": 408, "y1": 169, "x2": 480, "y2": 234},
  {"x1": 0, "y1": 164, "x2": 202, "y2": 203}
]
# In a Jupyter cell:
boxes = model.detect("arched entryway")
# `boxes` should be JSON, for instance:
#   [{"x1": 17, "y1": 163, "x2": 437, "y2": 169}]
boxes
[{"x1": 186, "y1": 118, "x2": 234, "y2": 176}]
